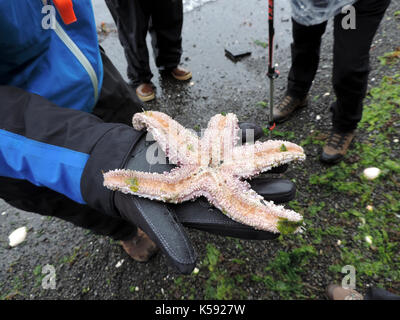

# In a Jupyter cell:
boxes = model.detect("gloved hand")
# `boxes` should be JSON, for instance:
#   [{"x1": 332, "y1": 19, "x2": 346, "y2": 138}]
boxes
[
  {"x1": 0, "y1": 87, "x2": 296, "y2": 274},
  {"x1": 110, "y1": 127, "x2": 296, "y2": 274}
]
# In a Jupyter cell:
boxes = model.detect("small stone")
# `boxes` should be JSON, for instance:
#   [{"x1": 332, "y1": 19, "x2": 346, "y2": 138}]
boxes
[
  {"x1": 1, "y1": 211, "x2": 6, "y2": 216},
  {"x1": 115, "y1": 259, "x2": 124, "y2": 268},
  {"x1": 9, "y1": 226, "x2": 28, "y2": 247},
  {"x1": 192, "y1": 267, "x2": 200, "y2": 275},
  {"x1": 363, "y1": 167, "x2": 381, "y2": 180}
]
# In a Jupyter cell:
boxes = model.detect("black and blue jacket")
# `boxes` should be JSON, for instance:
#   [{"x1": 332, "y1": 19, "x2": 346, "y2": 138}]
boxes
[{"x1": 0, "y1": 0, "x2": 140, "y2": 216}]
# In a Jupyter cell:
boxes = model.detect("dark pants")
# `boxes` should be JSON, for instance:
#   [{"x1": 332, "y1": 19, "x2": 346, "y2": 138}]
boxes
[
  {"x1": 287, "y1": 0, "x2": 391, "y2": 132},
  {"x1": 105, "y1": 0, "x2": 183, "y2": 87},
  {"x1": 0, "y1": 49, "x2": 142, "y2": 241}
]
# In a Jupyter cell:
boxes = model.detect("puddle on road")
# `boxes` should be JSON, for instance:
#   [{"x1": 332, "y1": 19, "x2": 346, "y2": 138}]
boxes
[{"x1": 183, "y1": 0, "x2": 217, "y2": 12}]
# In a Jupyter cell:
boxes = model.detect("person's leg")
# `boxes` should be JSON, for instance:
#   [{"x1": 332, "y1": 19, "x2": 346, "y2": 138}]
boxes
[
  {"x1": 104, "y1": 0, "x2": 153, "y2": 87},
  {"x1": 92, "y1": 47, "x2": 143, "y2": 125},
  {"x1": 331, "y1": 0, "x2": 391, "y2": 132},
  {"x1": 287, "y1": 19, "x2": 328, "y2": 99},
  {"x1": 149, "y1": 0, "x2": 184, "y2": 71},
  {"x1": 273, "y1": 19, "x2": 327, "y2": 123}
]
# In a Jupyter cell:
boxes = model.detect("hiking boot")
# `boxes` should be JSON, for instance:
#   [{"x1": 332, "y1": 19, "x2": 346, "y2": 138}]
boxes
[
  {"x1": 320, "y1": 129, "x2": 355, "y2": 164},
  {"x1": 326, "y1": 284, "x2": 363, "y2": 300},
  {"x1": 171, "y1": 66, "x2": 192, "y2": 81},
  {"x1": 136, "y1": 83, "x2": 155, "y2": 102},
  {"x1": 273, "y1": 94, "x2": 308, "y2": 123},
  {"x1": 121, "y1": 228, "x2": 159, "y2": 262}
]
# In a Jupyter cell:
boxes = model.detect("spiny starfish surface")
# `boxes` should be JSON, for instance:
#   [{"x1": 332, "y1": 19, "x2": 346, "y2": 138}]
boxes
[{"x1": 104, "y1": 111, "x2": 306, "y2": 233}]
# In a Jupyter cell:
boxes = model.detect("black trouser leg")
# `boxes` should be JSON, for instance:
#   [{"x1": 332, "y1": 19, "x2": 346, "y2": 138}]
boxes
[
  {"x1": 287, "y1": 19, "x2": 327, "y2": 99},
  {"x1": 105, "y1": 0, "x2": 153, "y2": 87},
  {"x1": 331, "y1": 0, "x2": 391, "y2": 132},
  {"x1": 92, "y1": 47, "x2": 143, "y2": 125},
  {"x1": 0, "y1": 177, "x2": 136, "y2": 241},
  {"x1": 149, "y1": 0, "x2": 183, "y2": 70}
]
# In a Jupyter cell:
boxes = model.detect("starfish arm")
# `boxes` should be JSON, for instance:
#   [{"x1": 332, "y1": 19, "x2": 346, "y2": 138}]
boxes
[
  {"x1": 103, "y1": 166, "x2": 205, "y2": 203},
  {"x1": 221, "y1": 140, "x2": 306, "y2": 178},
  {"x1": 132, "y1": 111, "x2": 200, "y2": 165},
  {"x1": 201, "y1": 113, "x2": 240, "y2": 166},
  {"x1": 202, "y1": 175, "x2": 303, "y2": 233}
]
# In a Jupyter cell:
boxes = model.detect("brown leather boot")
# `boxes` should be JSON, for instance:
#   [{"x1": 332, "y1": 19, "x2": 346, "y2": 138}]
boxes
[
  {"x1": 326, "y1": 284, "x2": 363, "y2": 300},
  {"x1": 273, "y1": 94, "x2": 308, "y2": 123},
  {"x1": 171, "y1": 66, "x2": 192, "y2": 81},
  {"x1": 120, "y1": 228, "x2": 159, "y2": 262},
  {"x1": 136, "y1": 83, "x2": 155, "y2": 102},
  {"x1": 320, "y1": 129, "x2": 355, "y2": 164}
]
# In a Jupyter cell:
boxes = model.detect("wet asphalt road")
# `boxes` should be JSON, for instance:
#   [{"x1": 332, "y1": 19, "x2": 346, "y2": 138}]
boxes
[{"x1": 1, "y1": 0, "x2": 399, "y2": 299}]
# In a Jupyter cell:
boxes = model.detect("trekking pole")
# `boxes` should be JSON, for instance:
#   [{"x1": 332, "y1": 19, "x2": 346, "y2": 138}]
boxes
[{"x1": 267, "y1": 0, "x2": 279, "y2": 135}]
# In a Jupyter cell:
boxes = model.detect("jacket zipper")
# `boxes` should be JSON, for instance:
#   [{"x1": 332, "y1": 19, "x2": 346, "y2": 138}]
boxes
[
  {"x1": 40, "y1": 0, "x2": 99, "y2": 105},
  {"x1": 53, "y1": 20, "x2": 99, "y2": 104}
]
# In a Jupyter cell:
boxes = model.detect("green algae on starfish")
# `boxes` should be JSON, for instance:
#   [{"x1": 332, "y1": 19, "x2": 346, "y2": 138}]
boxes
[
  {"x1": 126, "y1": 178, "x2": 139, "y2": 192},
  {"x1": 277, "y1": 218, "x2": 303, "y2": 235},
  {"x1": 280, "y1": 144, "x2": 288, "y2": 152}
]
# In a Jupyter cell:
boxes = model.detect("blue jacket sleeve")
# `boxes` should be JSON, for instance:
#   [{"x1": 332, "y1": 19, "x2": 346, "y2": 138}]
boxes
[{"x1": 0, "y1": 86, "x2": 142, "y2": 215}]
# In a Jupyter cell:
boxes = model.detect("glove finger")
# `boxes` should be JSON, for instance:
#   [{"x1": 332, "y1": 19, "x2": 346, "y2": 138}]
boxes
[
  {"x1": 249, "y1": 178, "x2": 296, "y2": 203},
  {"x1": 120, "y1": 135, "x2": 196, "y2": 274},
  {"x1": 238, "y1": 122, "x2": 264, "y2": 143},
  {"x1": 115, "y1": 193, "x2": 197, "y2": 274},
  {"x1": 172, "y1": 198, "x2": 279, "y2": 240},
  {"x1": 173, "y1": 177, "x2": 295, "y2": 239},
  {"x1": 266, "y1": 163, "x2": 289, "y2": 174}
]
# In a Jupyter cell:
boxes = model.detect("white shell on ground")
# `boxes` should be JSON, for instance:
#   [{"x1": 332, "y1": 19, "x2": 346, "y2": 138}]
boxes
[
  {"x1": 365, "y1": 235, "x2": 373, "y2": 244},
  {"x1": 8, "y1": 226, "x2": 28, "y2": 247},
  {"x1": 115, "y1": 259, "x2": 124, "y2": 268},
  {"x1": 192, "y1": 267, "x2": 200, "y2": 275},
  {"x1": 363, "y1": 167, "x2": 381, "y2": 180}
]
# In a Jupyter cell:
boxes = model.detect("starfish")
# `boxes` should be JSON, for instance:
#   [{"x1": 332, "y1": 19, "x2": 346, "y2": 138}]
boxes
[{"x1": 103, "y1": 111, "x2": 306, "y2": 234}]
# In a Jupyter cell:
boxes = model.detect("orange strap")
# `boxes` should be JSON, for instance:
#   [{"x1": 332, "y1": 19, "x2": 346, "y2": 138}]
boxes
[{"x1": 53, "y1": 0, "x2": 77, "y2": 25}]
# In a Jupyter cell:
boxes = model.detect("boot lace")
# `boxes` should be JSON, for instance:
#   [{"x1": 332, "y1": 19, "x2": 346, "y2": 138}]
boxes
[
  {"x1": 277, "y1": 95, "x2": 293, "y2": 111},
  {"x1": 327, "y1": 132, "x2": 347, "y2": 149}
]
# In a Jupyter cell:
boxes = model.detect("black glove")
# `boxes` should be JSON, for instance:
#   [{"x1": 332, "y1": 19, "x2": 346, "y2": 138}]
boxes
[
  {"x1": 0, "y1": 87, "x2": 296, "y2": 274},
  {"x1": 111, "y1": 128, "x2": 296, "y2": 274}
]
